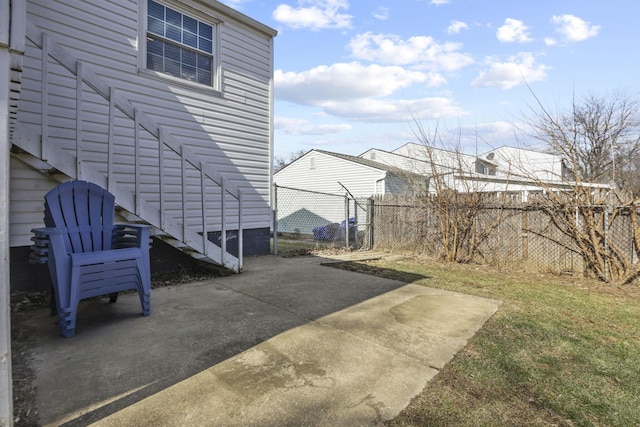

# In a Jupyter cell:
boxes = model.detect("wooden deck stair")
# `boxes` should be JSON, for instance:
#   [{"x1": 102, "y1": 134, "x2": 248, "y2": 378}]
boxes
[{"x1": 10, "y1": 21, "x2": 243, "y2": 272}]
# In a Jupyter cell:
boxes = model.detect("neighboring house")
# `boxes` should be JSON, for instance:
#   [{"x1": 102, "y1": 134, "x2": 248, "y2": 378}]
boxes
[
  {"x1": 362, "y1": 143, "x2": 605, "y2": 200},
  {"x1": 360, "y1": 145, "x2": 476, "y2": 193},
  {"x1": 391, "y1": 142, "x2": 477, "y2": 175},
  {"x1": 274, "y1": 149, "x2": 423, "y2": 197},
  {"x1": 360, "y1": 147, "x2": 433, "y2": 176},
  {"x1": 276, "y1": 144, "x2": 609, "y2": 208},
  {"x1": 273, "y1": 149, "x2": 424, "y2": 234},
  {"x1": 386, "y1": 142, "x2": 567, "y2": 181},
  {"x1": 478, "y1": 146, "x2": 568, "y2": 181},
  {"x1": 5, "y1": 0, "x2": 277, "y2": 290}
]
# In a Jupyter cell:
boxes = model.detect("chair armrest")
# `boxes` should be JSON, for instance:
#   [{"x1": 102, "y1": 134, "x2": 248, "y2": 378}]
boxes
[
  {"x1": 112, "y1": 224, "x2": 151, "y2": 250},
  {"x1": 30, "y1": 227, "x2": 65, "y2": 264}
]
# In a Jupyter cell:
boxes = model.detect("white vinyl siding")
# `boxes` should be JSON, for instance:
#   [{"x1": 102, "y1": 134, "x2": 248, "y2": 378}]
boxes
[
  {"x1": 274, "y1": 151, "x2": 420, "y2": 234},
  {"x1": 274, "y1": 152, "x2": 389, "y2": 198},
  {"x1": 392, "y1": 142, "x2": 477, "y2": 174},
  {"x1": 11, "y1": 0, "x2": 275, "y2": 247},
  {"x1": 384, "y1": 175, "x2": 414, "y2": 194},
  {"x1": 9, "y1": 158, "x2": 59, "y2": 247}
]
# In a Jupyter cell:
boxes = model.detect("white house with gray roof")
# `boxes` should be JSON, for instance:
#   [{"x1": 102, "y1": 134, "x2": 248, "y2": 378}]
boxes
[
  {"x1": 273, "y1": 149, "x2": 425, "y2": 235},
  {"x1": 360, "y1": 143, "x2": 608, "y2": 200},
  {"x1": 274, "y1": 149, "x2": 424, "y2": 198}
]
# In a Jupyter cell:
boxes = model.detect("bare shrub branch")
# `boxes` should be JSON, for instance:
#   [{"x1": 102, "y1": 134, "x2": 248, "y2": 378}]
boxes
[{"x1": 524, "y1": 90, "x2": 640, "y2": 285}]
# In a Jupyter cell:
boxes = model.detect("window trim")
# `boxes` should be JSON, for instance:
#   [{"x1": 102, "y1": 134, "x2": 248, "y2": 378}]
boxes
[
  {"x1": 475, "y1": 160, "x2": 496, "y2": 176},
  {"x1": 139, "y1": 0, "x2": 222, "y2": 94}
]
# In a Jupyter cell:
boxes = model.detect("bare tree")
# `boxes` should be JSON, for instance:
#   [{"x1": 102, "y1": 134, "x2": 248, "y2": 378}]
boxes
[
  {"x1": 274, "y1": 149, "x2": 307, "y2": 173},
  {"x1": 615, "y1": 146, "x2": 640, "y2": 197},
  {"x1": 528, "y1": 91, "x2": 640, "y2": 189},
  {"x1": 524, "y1": 90, "x2": 640, "y2": 285},
  {"x1": 410, "y1": 121, "x2": 508, "y2": 264}
]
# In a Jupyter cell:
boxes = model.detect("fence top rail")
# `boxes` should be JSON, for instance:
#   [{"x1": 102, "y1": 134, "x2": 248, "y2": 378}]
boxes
[
  {"x1": 372, "y1": 194, "x2": 640, "y2": 212},
  {"x1": 274, "y1": 184, "x2": 346, "y2": 199},
  {"x1": 372, "y1": 202, "x2": 640, "y2": 212}
]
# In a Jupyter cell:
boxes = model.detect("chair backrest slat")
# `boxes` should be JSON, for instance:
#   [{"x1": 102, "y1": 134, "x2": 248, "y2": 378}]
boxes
[
  {"x1": 72, "y1": 181, "x2": 92, "y2": 252},
  {"x1": 44, "y1": 180, "x2": 116, "y2": 254}
]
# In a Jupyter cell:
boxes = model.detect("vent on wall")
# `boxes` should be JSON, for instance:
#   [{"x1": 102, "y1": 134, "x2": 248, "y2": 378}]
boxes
[{"x1": 309, "y1": 157, "x2": 316, "y2": 169}]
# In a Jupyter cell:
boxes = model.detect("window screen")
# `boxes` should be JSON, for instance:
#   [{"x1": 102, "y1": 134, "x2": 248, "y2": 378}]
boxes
[{"x1": 147, "y1": 0, "x2": 214, "y2": 86}]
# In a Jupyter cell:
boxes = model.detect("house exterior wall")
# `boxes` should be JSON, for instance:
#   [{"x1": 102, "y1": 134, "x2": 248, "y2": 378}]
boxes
[
  {"x1": 9, "y1": 157, "x2": 59, "y2": 246},
  {"x1": 273, "y1": 151, "x2": 389, "y2": 233},
  {"x1": 384, "y1": 143, "x2": 568, "y2": 196},
  {"x1": 392, "y1": 142, "x2": 477, "y2": 174},
  {"x1": 384, "y1": 174, "x2": 417, "y2": 194},
  {"x1": 481, "y1": 146, "x2": 564, "y2": 181},
  {"x1": 274, "y1": 151, "x2": 391, "y2": 197},
  {"x1": 10, "y1": 0, "x2": 275, "y2": 248}
]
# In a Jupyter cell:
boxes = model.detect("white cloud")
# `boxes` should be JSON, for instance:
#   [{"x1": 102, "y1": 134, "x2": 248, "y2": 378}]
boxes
[
  {"x1": 321, "y1": 97, "x2": 466, "y2": 122},
  {"x1": 274, "y1": 62, "x2": 465, "y2": 122},
  {"x1": 273, "y1": 0, "x2": 352, "y2": 30},
  {"x1": 496, "y1": 18, "x2": 532, "y2": 43},
  {"x1": 431, "y1": 0, "x2": 450, "y2": 5},
  {"x1": 348, "y1": 32, "x2": 474, "y2": 71},
  {"x1": 471, "y1": 52, "x2": 550, "y2": 89},
  {"x1": 459, "y1": 121, "x2": 516, "y2": 143},
  {"x1": 544, "y1": 37, "x2": 557, "y2": 46},
  {"x1": 551, "y1": 14, "x2": 600, "y2": 42},
  {"x1": 372, "y1": 6, "x2": 389, "y2": 21},
  {"x1": 447, "y1": 20, "x2": 468, "y2": 35},
  {"x1": 275, "y1": 117, "x2": 352, "y2": 135},
  {"x1": 275, "y1": 62, "x2": 431, "y2": 104}
]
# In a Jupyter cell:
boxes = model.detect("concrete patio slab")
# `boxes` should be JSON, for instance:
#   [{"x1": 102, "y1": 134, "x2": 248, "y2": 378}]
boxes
[{"x1": 13, "y1": 254, "x2": 500, "y2": 426}]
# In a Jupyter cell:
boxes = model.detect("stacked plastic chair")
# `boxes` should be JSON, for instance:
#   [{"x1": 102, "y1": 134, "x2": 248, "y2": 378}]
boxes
[{"x1": 30, "y1": 180, "x2": 151, "y2": 337}]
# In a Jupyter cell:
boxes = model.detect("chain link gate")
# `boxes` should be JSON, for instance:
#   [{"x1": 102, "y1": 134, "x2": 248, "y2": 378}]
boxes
[{"x1": 273, "y1": 185, "x2": 370, "y2": 255}]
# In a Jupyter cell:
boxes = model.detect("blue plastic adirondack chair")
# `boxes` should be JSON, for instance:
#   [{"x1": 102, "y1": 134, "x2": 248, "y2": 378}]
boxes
[{"x1": 30, "y1": 180, "x2": 151, "y2": 337}]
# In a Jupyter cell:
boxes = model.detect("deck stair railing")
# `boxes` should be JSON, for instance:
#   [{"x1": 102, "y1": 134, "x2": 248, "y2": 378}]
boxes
[{"x1": 11, "y1": 21, "x2": 243, "y2": 272}]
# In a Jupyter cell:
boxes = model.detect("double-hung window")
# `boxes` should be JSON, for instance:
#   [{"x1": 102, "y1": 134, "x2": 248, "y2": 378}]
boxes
[{"x1": 146, "y1": 0, "x2": 216, "y2": 87}]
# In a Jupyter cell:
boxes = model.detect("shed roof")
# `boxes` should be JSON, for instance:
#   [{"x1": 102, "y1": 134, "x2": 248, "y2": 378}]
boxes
[{"x1": 313, "y1": 150, "x2": 412, "y2": 175}]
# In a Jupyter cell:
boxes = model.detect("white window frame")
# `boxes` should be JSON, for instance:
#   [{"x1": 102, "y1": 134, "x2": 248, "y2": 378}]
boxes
[{"x1": 138, "y1": 0, "x2": 222, "y2": 94}]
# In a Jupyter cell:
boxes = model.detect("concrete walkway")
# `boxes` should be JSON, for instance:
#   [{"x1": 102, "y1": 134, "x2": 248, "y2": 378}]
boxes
[{"x1": 16, "y1": 254, "x2": 500, "y2": 426}]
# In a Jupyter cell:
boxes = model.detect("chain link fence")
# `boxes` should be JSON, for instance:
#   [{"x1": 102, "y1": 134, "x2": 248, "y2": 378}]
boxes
[
  {"x1": 274, "y1": 189, "x2": 639, "y2": 282},
  {"x1": 370, "y1": 194, "x2": 640, "y2": 281},
  {"x1": 273, "y1": 185, "x2": 370, "y2": 254}
]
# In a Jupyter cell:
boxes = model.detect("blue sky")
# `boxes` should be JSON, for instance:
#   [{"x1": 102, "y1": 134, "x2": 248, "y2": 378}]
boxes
[{"x1": 221, "y1": 0, "x2": 640, "y2": 158}]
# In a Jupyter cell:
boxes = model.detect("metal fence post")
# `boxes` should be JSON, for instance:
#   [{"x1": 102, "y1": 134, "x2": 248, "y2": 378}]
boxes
[
  {"x1": 521, "y1": 208, "x2": 528, "y2": 260},
  {"x1": 368, "y1": 197, "x2": 374, "y2": 250},
  {"x1": 604, "y1": 206, "x2": 609, "y2": 282},
  {"x1": 353, "y1": 199, "x2": 358, "y2": 248},
  {"x1": 345, "y1": 193, "x2": 350, "y2": 248},
  {"x1": 273, "y1": 184, "x2": 278, "y2": 255}
]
